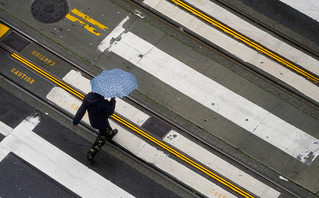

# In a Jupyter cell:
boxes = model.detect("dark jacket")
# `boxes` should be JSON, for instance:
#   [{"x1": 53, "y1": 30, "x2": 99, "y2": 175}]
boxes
[{"x1": 73, "y1": 92, "x2": 116, "y2": 129}]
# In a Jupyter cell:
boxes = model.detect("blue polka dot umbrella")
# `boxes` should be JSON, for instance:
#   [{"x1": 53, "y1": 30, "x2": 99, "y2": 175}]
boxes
[{"x1": 90, "y1": 69, "x2": 138, "y2": 98}]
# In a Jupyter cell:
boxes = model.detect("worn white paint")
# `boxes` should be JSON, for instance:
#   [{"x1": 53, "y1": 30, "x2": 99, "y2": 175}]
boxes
[
  {"x1": 107, "y1": 31, "x2": 319, "y2": 164},
  {"x1": 143, "y1": 0, "x2": 319, "y2": 103},
  {"x1": 0, "y1": 115, "x2": 134, "y2": 198},
  {"x1": 164, "y1": 130, "x2": 281, "y2": 198},
  {"x1": 98, "y1": 16, "x2": 130, "y2": 52},
  {"x1": 134, "y1": 9, "x2": 145, "y2": 19},
  {"x1": 279, "y1": 176, "x2": 289, "y2": 182}
]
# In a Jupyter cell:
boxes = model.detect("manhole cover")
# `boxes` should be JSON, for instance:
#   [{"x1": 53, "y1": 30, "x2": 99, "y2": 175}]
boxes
[{"x1": 31, "y1": 0, "x2": 69, "y2": 23}]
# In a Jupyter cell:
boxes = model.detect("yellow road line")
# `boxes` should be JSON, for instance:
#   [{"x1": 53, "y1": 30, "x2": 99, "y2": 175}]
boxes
[
  {"x1": 169, "y1": 0, "x2": 319, "y2": 84},
  {"x1": 0, "y1": 23, "x2": 10, "y2": 38},
  {"x1": 11, "y1": 52, "x2": 254, "y2": 197},
  {"x1": 71, "y1": 8, "x2": 108, "y2": 30},
  {"x1": 11, "y1": 53, "x2": 84, "y2": 99},
  {"x1": 112, "y1": 114, "x2": 254, "y2": 198},
  {"x1": 65, "y1": 14, "x2": 102, "y2": 36},
  {"x1": 65, "y1": 8, "x2": 108, "y2": 36}
]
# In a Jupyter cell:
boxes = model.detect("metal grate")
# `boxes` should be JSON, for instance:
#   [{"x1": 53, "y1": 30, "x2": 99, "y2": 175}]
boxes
[
  {"x1": 142, "y1": 116, "x2": 171, "y2": 138},
  {"x1": 2, "y1": 32, "x2": 29, "y2": 52}
]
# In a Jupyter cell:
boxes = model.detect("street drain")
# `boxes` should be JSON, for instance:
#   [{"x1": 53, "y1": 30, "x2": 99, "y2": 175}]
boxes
[{"x1": 31, "y1": 0, "x2": 69, "y2": 23}]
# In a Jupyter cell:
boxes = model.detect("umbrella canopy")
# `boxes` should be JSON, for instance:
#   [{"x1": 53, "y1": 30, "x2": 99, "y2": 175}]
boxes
[{"x1": 90, "y1": 69, "x2": 138, "y2": 98}]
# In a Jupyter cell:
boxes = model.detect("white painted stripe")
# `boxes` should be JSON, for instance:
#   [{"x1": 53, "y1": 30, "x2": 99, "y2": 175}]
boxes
[
  {"x1": 62, "y1": 70, "x2": 150, "y2": 126},
  {"x1": 0, "y1": 116, "x2": 134, "y2": 198},
  {"x1": 0, "y1": 144, "x2": 9, "y2": 161},
  {"x1": 182, "y1": 0, "x2": 319, "y2": 76},
  {"x1": 0, "y1": 121, "x2": 13, "y2": 136},
  {"x1": 47, "y1": 88, "x2": 238, "y2": 198},
  {"x1": 63, "y1": 70, "x2": 91, "y2": 93},
  {"x1": 143, "y1": 0, "x2": 319, "y2": 103},
  {"x1": 279, "y1": 176, "x2": 289, "y2": 182},
  {"x1": 114, "y1": 129, "x2": 238, "y2": 198},
  {"x1": 0, "y1": 122, "x2": 12, "y2": 161},
  {"x1": 108, "y1": 31, "x2": 319, "y2": 164},
  {"x1": 22, "y1": 114, "x2": 40, "y2": 130},
  {"x1": 47, "y1": 87, "x2": 91, "y2": 123},
  {"x1": 164, "y1": 130, "x2": 281, "y2": 198},
  {"x1": 279, "y1": 0, "x2": 319, "y2": 22}
]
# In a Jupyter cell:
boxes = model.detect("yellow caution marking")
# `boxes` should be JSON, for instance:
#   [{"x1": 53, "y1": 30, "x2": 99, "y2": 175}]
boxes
[
  {"x1": 65, "y1": 9, "x2": 108, "y2": 36},
  {"x1": 10, "y1": 68, "x2": 36, "y2": 84},
  {"x1": 11, "y1": 52, "x2": 253, "y2": 197},
  {"x1": 0, "y1": 23, "x2": 10, "y2": 38},
  {"x1": 169, "y1": 0, "x2": 319, "y2": 85},
  {"x1": 11, "y1": 53, "x2": 84, "y2": 100},
  {"x1": 31, "y1": 50, "x2": 56, "y2": 66}
]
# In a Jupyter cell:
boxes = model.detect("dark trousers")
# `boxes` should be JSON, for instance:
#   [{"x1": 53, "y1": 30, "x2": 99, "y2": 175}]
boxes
[{"x1": 87, "y1": 125, "x2": 113, "y2": 159}]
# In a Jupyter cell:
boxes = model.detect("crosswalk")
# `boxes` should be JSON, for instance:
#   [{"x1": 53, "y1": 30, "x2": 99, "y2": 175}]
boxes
[
  {"x1": 100, "y1": 28, "x2": 319, "y2": 165},
  {"x1": 47, "y1": 87, "x2": 241, "y2": 197},
  {"x1": 1, "y1": 0, "x2": 318, "y2": 196},
  {"x1": 94, "y1": 1, "x2": 319, "y2": 165},
  {"x1": 55, "y1": 69, "x2": 281, "y2": 197},
  {"x1": 163, "y1": 130, "x2": 280, "y2": 197},
  {"x1": 0, "y1": 116, "x2": 134, "y2": 198},
  {"x1": 142, "y1": 0, "x2": 319, "y2": 103},
  {"x1": 41, "y1": 2, "x2": 319, "y2": 194}
]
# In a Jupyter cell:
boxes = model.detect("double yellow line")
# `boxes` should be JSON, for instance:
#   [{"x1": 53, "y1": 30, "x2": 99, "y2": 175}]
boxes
[
  {"x1": 11, "y1": 53, "x2": 84, "y2": 100},
  {"x1": 170, "y1": 0, "x2": 319, "y2": 84},
  {"x1": 112, "y1": 114, "x2": 254, "y2": 198},
  {"x1": 11, "y1": 52, "x2": 254, "y2": 198}
]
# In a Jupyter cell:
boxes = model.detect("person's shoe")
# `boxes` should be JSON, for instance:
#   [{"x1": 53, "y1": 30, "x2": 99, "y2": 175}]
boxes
[
  {"x1": 111, "y1": 129, "x2": 118, "y2": 139},
  {"x1": 86, "y1": 153, "x2": 95, "y2": 165},
  {"x1": 106, "y1": 129, "x2": 118, "y2": 142}
]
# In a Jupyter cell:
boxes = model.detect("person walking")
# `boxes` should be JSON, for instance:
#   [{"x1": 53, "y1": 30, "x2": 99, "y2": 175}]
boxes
[{"x1": 73, "y1": 92, "x2": 117, "y2": 163}]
